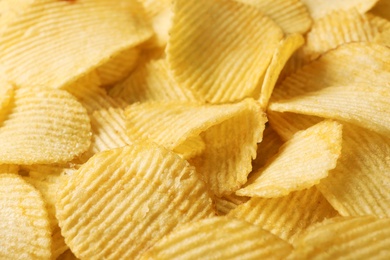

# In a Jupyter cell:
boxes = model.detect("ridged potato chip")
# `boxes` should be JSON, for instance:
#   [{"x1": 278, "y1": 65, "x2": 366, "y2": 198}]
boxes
[
  {"x1": 237, "y1": 0, "x2": 312, "y2": 34},
  {"x1": 214, "y1": 194, "x2": 249, "y2": 216},
  {"x1": 167, "y1": 0, "x2": 283, "y2": 103},
  {"x1": 0, "y1": 174, "x2": 51, "y2": 259},
  {"x1": 0, "y1": 0, "x2": 153, "y2": 89},
  {"x1": 236, "y1": 120, "x2": 342, "y2": 198},
  {"x1": 288, "y1": 216, "x2": 390, "y2": 259},
  {"x1": 270, "y1": 43, "x2": 390, "y2": 135},
  {"x1": 141, "y1": 217, "x2": 293, "y2": 259},
  {"x1": 56, "y1": 143, "x2": 214, "y2": 259},
  {"x1": 173, "y1": 136, "x2": 205, "y2": 160},
  {"x1": 229, "y1": 187, "x2": 339, "y2": 243},
  {"x1": 0, "y1": 87, "x2": 91, "y2": 164},
  {"x1": 301, "y1": 0, "x2": 379, "y2": 19}
]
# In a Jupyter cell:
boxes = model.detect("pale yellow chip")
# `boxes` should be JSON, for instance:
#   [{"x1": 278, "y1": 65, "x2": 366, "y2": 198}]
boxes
[
  {"x1": 126, "y1": 99, "x2": 266, "y2": 196},
  {"x1": 140, "y1": 216, "x2": 293, "y2": 260},
  {"x1": 268, "y1": 111, "x2": 390, "y2": 217},
  {"x1": 110, "y1": 59, "x2": 200, "y2": 103},
  {"x1": 270, "y1": 43, "x2": 390, "y2": 135},
  {"x1": 167, "y1": 0, "x2": 283, "y2": 103},
  {"x1": 236, "y1": 120, "x2": 342, "y2": 198},
  {"x1": 0, "y1": 174, "x2": 51, "y2": 259},
  {"x1": 370, "y1": 0, "x2": 390, "y2": 20},
  {"x1": 288, "y1": 216, "x2": 390, "y2": 259},
  {"x1": 258, "y1": 34, "x2": 305, "y2": 108},
  {"x1": 96, "y1": 48, "x2": 140, "y2": 87},
  {"x1": 237, "y1": 0, "x2": 312, "y2": 34},
  {"x1": 173, "y1": 136, "x2": 205, "y2": 160},
  {"x1": 56, "y1": 143, "x2": 215, "y2": 259},
  {"x1": 0, "y1": 0, "x2": 153, "y2": 89},
  {"x1": 0, "y1": 87, "x2": 91, "y2": 164},
  {"x1": 301, "y1": 0, "x2": 379, "y2": 19},
  {"x1": 303, "y1": 8, "x2": 378, "y2": 61},
  {"x1": 229, "y1": 187, "x2": 339, "y2": 244},
  {"x1": 214, "y1": 194, "x2": 249, "y2": 216}
]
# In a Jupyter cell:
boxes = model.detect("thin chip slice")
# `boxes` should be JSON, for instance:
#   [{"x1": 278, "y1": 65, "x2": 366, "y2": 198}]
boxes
[
  {"x1": 140, "y1": 217, "x2": 293, "y2": 259},
  {"x1": 303, "y1": 8, "x2": 378, "y2": 61},
  {"x1": 214, "y1": 194, "x2": 249, "y2": 216},
  {"x1": 258, "y1": 34, "x2": 304, "y2": 108},
  {"x1": 237, "y1": 0, "x2": 312, "y2": 34},
  {"x1": 167, "y1": 0, "x2": 283, "y2": 103},
  {"x1": 110, "y1": 59, "x2": 199, "y2": 103},
  {"x1": 0, "y1": 174, "x2": 51, "y2": 259},
  {"x1": 0, "y1": 87, "x2": 91, "y2": 164},
  {"x1": 0, "y1": 0, "x2": 153, "y2": 89},
  {"x1": 56, "y1": 144, "x2": 214, "y2": 260},
  {"x1": 301, "y1": 0, "x2": 379, "y2": 20},
  {"x1": 270, "y1": 43, "x2": 390, "y2": 135},
  {"x1": 229, "y1": 187, "x2": 339, "y2": 243},
  {"x1": 173, "y1": 136, "x2": 205, "y2": 160},
  {"x1": 126, "y1": 99, "x2": 266, "y2": 196},
  {"x1": 236, "y1": 120, "x2": 342, "y2": 198},
  {"x1": 288, "y1": 216, "x2": 390, "y2": 259}
]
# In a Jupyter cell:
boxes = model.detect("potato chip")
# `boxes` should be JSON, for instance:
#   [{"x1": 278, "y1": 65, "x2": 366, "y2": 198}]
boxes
[
  {"x1": 370, "y1": 0, "x2": 390, "y2": 20},
  {"x1": 0, "y1": 87, "x2": 91, "y2": 164},
  {"x1": 303, "y1": 8, "x2": 378, "y2": 61},
  {"x1": 173, "y1": 136, "x2": 205, "y2": 160},
  {"x1": 229, "y1": 187, "x2": 339, "y2": 243},
  {"x1": 377, "y1": 28, "x2": 390, "y2": 46},
  {"x1": 140, "y1": 217, "x2": 293, "y2": 259},
  {"x1": 289, "y1": 216, "x2": 390, "y2": 259},
  {"x1": 367, "y1": 12, "x2": 390, "y2": 32},
  {"x1": 270, "y1": 43, "x2": 390, "y2": 135},
  {"x1": 301, "y1": 0, "x2": 379, "y2": 19},
  {"x1": 0, "y1": 82, "x2": 13, "y2": 122},
  {"x1": 278, "y1": 47, "x2": 307, "y2": 82},
  {"x1": 0, "y1": 0, "x2": 153, "y2": 89},
  {"x1": 268, "y1": 111, "x2": 390, "y2": 217},
  {"x1": 167, "y1": 0, "x2": 283, "y2": 103},
  {"x1": 214, "y1": 194, "x2": 249, "y2": 216},
  {"x1": 236, "y1": 120, "x2": 342, "y2": 198},
  {"x1": 56, "y1": 144, "x2": 214, "y2": 259},
  {"x1": 0, "y1": 174, "x2": 51, "y2": 259},
  {"x1": 258, "y1": 34, "x2": 304, "y2": 108},
  {"x1": 237, "y1": 0, "x2": 312, "y2": 34},
  {"x1": 96, "y1": 48, "x2": 140, "y2": 87},
  {"x1": 110, "y1": 59, "x2": 199, "y2": 104}
]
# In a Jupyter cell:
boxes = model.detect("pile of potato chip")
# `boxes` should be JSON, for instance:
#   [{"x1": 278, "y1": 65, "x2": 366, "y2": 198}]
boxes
[{"x1": 1, "y1": 0, "x2": 390, "y2": 259}]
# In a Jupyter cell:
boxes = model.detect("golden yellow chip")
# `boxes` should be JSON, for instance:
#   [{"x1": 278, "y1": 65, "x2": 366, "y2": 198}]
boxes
[
  {"x1": 214, "y1": 194, "x2": 249, "y2": 216},
  {"x1": 0, "y1": 87, "x2": 91, "y2": 164},
  {"x1": 0, "y1": 82, "x2": 13, "y2": 122},
  {"x1": 140, "y1": 217, "x2": 293, "y2": 259},
  {"x1": 0, "y1": 164, "x2": 19, "y2": 174},
  {"x1": 173, "y1": 135, "x2": 205, "y2": 160},
  {"x1": 301, "y1": 0, "x2": 379, "y2": 19},
  {"x1": 236, "y1": 120, "x2": 342, "y2": 198},
  {"x1": 303, "y1": 8, "x2": 378, "y2": 61},
  {"x1": 57, "y1": 249, "x2": 79, "y2": 260},
  {"x1": 0, "y1": 0, "x2": 153, "y2": 89},
  {"x1": 125, "y1": 99, "x2": 266, "y2": 196},
  {"x1": 258, "y1": 34, "x2": 304, "y2": 108},
  {"x1": 289, "y1": 216, "x2": 390, "y2": 259},
  {"x1": 0, "y1": 174, "x2": 51, "y2": 259},
  {"x1": 110, "y1": 59, "x2": 200, "y2": 103},
  {"x1": 56, "y1": 143, "x2": 215, "y2": 259},
  {"x1": 237, "y1": 0, "x2": 312, "y2": 34},
  {"x1": 270, "y1": 43, "x2": 390, "y2": 135},
  {"x1": 167, "y1": 0, "x2": 283, "y2": 103},
  {"x1": 229, "y1": 187, "x2": 339, "y2": 243}
]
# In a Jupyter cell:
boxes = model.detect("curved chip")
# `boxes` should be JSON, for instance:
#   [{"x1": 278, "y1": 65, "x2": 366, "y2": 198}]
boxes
[
  {"x1": 125, "y1": 99, "x2": 266, "y2": 196},
  {"x1": 270, "y1": 43, "x2": 390, "y2": 135},
  {"x1": 301, "y1": 0, "x2": 379, "y2": 19},
  {"x1": 237, "y1": 0, "x2": 312, "y2": 34},
  {"x1": 229, "y1": 187, "x2": 339, "y2": 243},
  {"x1": 0, "y1": 0, "x2": 152, "y2": 89},
  {"x1": 167, "y1": 0, "x2": 283, "y2": 103},
  {"x1": 0, "y1": 87, "x2": 91, "y2": 164},
  {"x1": 289, "y1": 216, "x2": 390, "y2": 259},
  {"x1": 56, "y1": 144, "x2": 214, "y2": 259},
  {"x1": 140, "y1": 217, "x2": 293, "y2": 259},
  {"x1": 214, "y1": 194, "x2": 249, "y2": 216},
  {"x1": 173, "y1": 136, "x2": 205, "y2": 160},
  {"x1": 236, "y1": 120, "x2": 342, "y2": 198},
  {"x1": 0, "y1": 174, "x2": 51, "y2": 259}
]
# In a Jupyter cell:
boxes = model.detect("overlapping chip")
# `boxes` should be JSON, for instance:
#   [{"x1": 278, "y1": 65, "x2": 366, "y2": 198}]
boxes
[
  {"x1": 214, "y1": 194, "x2": 249, "y2": 216},
  {"x1": 56, "y1": 143, "x2": 214, "y2": 259},
  {"x1": 140, "y1": 217, "x2": 293, "y2": 259},
  {"x1": 0, "y1": 87, "x2": 91, "y2": 164},
  {"x1": 289, "y1": 216, "x2": 390, "y2": 259},
  {"x1": 236, "y1": 120, "x2": 342, "y2": 198},
  {"x1": 167, "y1": 0, "x2": 283, "y2": 103},
  {"x1": 0, "y1": 174, "x2": 51, "y2": 259}
]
